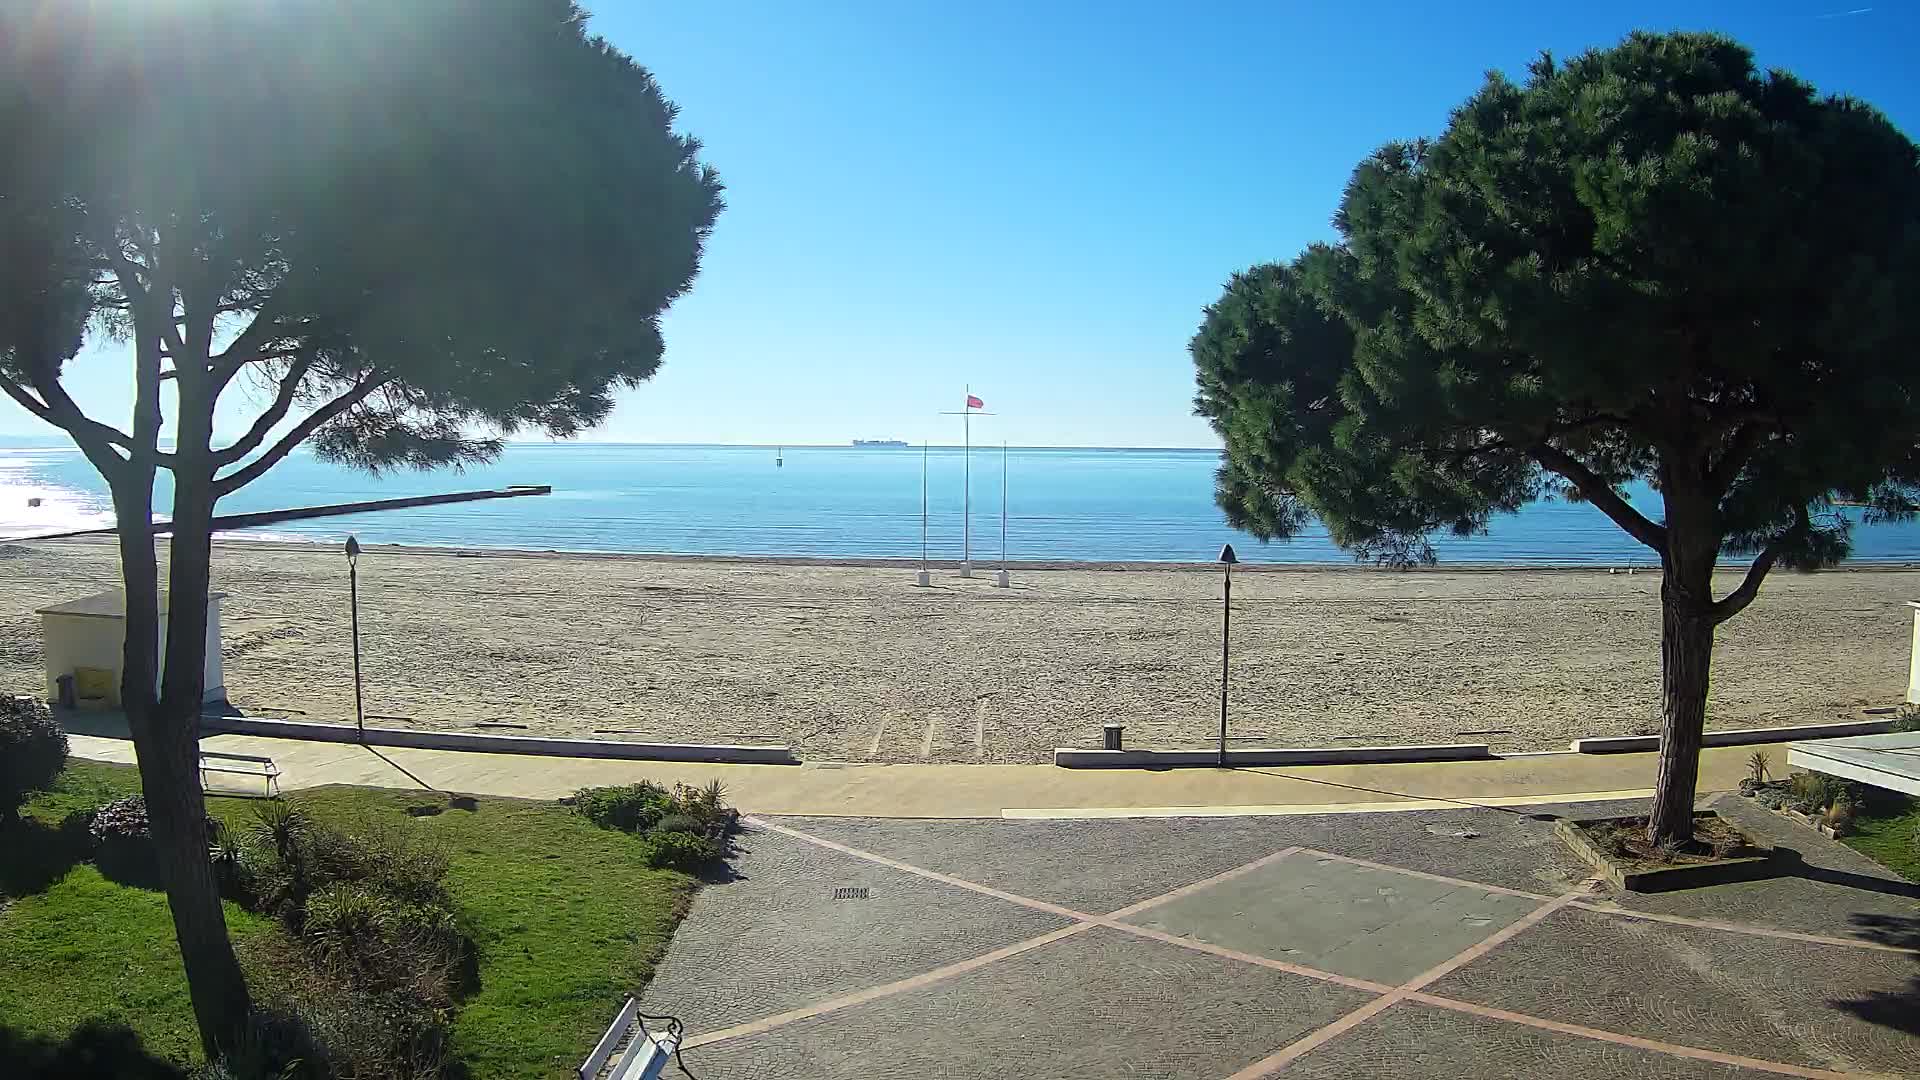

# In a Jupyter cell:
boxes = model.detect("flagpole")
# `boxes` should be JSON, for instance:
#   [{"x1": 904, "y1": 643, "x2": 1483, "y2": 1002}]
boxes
[
  {"x1": 940, "y1": 393, "x2": 991, "y2": 582},
  {"x1": 962, "y1": 384, "x2": 972, "y2": 578}
]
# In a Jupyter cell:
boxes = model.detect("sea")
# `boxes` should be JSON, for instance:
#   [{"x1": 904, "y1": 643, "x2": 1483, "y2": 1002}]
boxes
[{"x1": 4, "y1": 438, "x2": 1920, "y2": 566}]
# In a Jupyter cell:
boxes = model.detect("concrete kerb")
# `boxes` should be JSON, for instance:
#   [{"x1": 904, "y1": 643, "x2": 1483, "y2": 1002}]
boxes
[
  {"x1": 199, "y1": 714, "x2": 800, "y2": 765},
  {"x1": 1570, "y1": 719, "x2": 1893, "y2": 754},
  {"x1": 1053, "y1": 743, "x2": 1492, "y2": 768}
]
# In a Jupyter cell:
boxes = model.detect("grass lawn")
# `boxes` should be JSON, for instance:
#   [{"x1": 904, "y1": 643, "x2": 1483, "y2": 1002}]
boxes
[
  {"x1": 1843, "y1": 794, "x2": 1920, "y2": 883},
  {"x1": 0, "y1": 760, "x2": 699, "y2": 1079}
]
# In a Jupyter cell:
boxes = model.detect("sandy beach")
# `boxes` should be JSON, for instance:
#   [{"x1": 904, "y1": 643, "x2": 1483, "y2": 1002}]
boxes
[{"x1": 1, "y1": 537, "x2": 1913, "y2": 763}]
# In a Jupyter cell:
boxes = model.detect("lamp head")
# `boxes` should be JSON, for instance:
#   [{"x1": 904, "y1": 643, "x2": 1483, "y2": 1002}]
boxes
[{"x1": 1217, "y1": 543, "x2": 1238, "y2": 565}]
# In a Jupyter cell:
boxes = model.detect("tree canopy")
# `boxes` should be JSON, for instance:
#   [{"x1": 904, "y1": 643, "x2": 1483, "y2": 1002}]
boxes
[
  {"x1": 1192, "y1": 30, "x2": 1920, "y2": 843},
  {"x1": 1195, "y1": 31, "x2": 1920, "y2": 579},
  {"x1": 1, "y1": 0, "x2": 723, "y2": 482}
]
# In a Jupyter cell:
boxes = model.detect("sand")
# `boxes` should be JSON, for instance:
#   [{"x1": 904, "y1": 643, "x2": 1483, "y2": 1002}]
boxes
[{"x1": 1, "y1": 538, "x2": 1914, "y2": 764}]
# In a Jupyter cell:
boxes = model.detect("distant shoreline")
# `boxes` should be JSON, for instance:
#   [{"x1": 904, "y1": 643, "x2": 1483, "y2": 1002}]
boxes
[{"x1": 17, "y1": 534, "x2": 1920, "y2": 574}]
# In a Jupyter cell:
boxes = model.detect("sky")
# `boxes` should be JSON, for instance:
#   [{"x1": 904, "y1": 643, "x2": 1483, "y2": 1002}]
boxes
[{"x1": 6, "y1": 1, "x2": 1917, "y2": 449}]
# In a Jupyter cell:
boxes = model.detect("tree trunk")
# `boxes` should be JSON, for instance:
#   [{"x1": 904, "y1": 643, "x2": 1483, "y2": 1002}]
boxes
[
  {"x1": 1646, "y1": 488, "x2": 1720, "y2": 848},
  {"x1": 143, "y1": 407, "x2": 253, "y2": 1057},
  {"x1": 1647, "y1": 589, "x2": 1715, "y2": 845}
]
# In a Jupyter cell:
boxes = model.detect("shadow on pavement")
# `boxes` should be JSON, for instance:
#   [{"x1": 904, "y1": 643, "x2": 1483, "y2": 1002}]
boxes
[
  {"x1": 1832, "y1": 913, "x2": 1920, "y2": 1037},
  {"x1": 1769, "y1": 846, "x2": 1920, "y2": 900}
]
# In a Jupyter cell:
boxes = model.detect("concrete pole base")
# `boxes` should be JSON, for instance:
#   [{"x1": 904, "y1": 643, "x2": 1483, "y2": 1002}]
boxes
[
  {"x1": 995, "y1": 569, "x2": 1010, "y2": 588},
  {"x1": 915, "y1": 570, "x2": 931, "y2": 587},
  {"x1": 960, "y1": 561, "x2": 973, "y2": 579}
]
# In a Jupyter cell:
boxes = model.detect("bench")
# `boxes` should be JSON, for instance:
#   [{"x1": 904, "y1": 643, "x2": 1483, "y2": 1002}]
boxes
[{"x1": 199, "y1": 750, "x2": 280, "y2": 798}]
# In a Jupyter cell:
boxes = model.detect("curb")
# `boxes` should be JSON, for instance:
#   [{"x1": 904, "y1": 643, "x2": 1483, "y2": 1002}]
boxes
[
  {"x1": 1052, "y1": 743, "x2": 1492, "y2": 769},
  {"x1": 1570, "y1": 719, "x2": 1893, "y2": 754},
  {"x1": 199, "y1": 715, "x2": 800, "y2": 765}
]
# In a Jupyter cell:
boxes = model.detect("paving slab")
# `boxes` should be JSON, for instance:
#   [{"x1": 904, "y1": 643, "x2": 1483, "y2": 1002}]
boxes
[
  {"x1": 1427, "y1": 905, "x2": 1920, "y2": 1077},
  {"x1": 1284, "y1": 1002, "x2": 1779, "y2": 1079},
  {"x1": 637, "y1": 824, "x2": 1071, "y2": 1035},
  {"x1": 1122, "y1": 851, "x2": 1543, "y2": 984},
  {"x1": 682, "y1": 926, "x2": 1376, "y2": 1080}
]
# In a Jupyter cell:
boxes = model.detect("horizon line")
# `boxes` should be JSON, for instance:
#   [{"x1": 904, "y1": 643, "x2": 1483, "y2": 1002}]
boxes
[{"x1": 0, "y1": 435, "x2": 1226, "y2": 453}]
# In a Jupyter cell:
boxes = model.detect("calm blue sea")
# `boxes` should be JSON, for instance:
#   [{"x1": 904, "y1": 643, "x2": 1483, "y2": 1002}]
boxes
[{"x1": 4, "y1": 439, "x2": 1919, "y2": 565}]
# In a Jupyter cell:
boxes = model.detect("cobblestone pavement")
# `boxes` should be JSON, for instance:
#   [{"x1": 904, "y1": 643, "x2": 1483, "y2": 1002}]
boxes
[{"x1": 638, "y1": 798, "x2": 1920, "y2": 1079}]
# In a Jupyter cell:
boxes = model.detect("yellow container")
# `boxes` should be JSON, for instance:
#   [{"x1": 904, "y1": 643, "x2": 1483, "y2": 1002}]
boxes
[{"x1": 74, "y1": 666, "x2": 117, "y2": 707}]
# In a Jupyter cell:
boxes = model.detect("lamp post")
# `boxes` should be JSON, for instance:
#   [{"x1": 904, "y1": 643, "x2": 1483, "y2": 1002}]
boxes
[
  {"x1": 1217, "y1": 543, "x2": 1237, "y2": 767},
  {"x1": 346, "y1": 535, "x2": 364, "y2": 739}
]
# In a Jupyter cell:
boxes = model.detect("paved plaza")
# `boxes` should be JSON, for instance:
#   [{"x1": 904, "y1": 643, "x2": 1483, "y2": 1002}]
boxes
[{"x1": 641, "y1": 797, "x2": 1920, "y2": 1079}]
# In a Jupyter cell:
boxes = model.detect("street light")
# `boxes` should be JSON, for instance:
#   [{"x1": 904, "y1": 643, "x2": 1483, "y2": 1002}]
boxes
[
  {"x1": 1217, "y1": 542, "x2": 1237, "y2": 768},
  {"x1": 346, "y1": 535, "x2": 364, "y2": 739}
]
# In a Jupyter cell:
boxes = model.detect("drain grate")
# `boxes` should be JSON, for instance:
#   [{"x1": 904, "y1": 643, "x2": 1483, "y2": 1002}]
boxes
[{"x1": 831, "y1": 887, "x2": 870, "y2": 900}]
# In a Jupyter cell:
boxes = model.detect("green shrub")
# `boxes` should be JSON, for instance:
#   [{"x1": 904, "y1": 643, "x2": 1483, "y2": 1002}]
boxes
[
  {"x1": 1895, "y1": 703, "x2": 1920, "y2": 732},
  {"x1": 243, "y1": 932, "x2": 451, "y2": 1080},
  {"x1": 231, "y1": 803, "x2": 469, "y2": 1079},
  {"x1": 572, "y1": 781, "x2": 672, "y2": 833},
  {"x1": 1789, "y1": 771, "x2": 1839, "y2": 812},
  {"x1": 0, "y1": 695, "x2": 67, "y2": 821},
  {"x1": 645, "y1": 830, "x2": 721, "y2": 871},
  {"x1": 87, "y1": 794, "x2": 223, "y2": 887},
  {"x1": 651, "y1": 813, "x2": 708, "y2": 837}
]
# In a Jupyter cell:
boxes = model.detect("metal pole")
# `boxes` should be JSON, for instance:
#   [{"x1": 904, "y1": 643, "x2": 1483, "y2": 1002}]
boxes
[
  {"x1": 921, "y1": 441, "x2": 929, "y2": 567},
  {"x1": 347, "y1": 536, "x2": 365, "y2": 739},
  {"x1": 963, "y1": 389, "x2": 971, "y2": 576},
  {"x1": 1001, "y1": 441, "x2": 1008, "y2": 569},
  {"x1": 1218, "y1": 559, "x2": 1231, "y2": 768}
]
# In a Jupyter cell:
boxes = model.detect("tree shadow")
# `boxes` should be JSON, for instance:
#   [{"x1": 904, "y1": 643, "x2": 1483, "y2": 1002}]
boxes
[
  {"x1": 0, "y1": 1019, "x2": 186, "y2": 1079},
  {"x1": 0, "y1": 812, "x2": 95, "y2": 898},
  {"x1": 1767, "y1": 846, "x2": 1920, "y2": 901},
  {"x1": 1830, "y1": 913, "x2": 1920, "y2": 1036},
  {"x1": 92, "y1": 837, "x2": 165, "y2": 892}
]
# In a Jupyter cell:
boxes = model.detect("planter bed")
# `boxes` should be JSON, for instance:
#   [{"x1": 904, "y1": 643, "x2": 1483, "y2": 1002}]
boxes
[{"x1": 1555, "y1": 811, "x2": 1774, "y2": 892}]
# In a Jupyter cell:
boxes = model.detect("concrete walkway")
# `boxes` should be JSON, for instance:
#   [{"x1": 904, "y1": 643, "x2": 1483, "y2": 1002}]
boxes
[
  {"x1": 72, "y1": 725, "x2": 1792, "y2": 818},
  {"x1": 639, "y1": 799, "x2": 1920, "y2": 1078}
]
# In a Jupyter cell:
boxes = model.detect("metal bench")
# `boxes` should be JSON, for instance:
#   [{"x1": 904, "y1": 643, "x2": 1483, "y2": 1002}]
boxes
[
  {"x1": 579, "y1": 997, "x2": 682, "y2": 1080},
  {"x1": 199, "y1": 750, "x2": 281, "y2": 798}
]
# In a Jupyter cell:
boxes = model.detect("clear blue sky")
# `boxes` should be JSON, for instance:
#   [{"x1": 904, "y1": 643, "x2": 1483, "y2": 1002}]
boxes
[{"x1": 6, "y1": 1, "x2": 1915, "y2": 448}]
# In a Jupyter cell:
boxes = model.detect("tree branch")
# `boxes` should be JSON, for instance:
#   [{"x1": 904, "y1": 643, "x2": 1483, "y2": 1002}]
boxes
[
  {"x1": 1708, "y1": 420, "x2": 1775, "y2": 491},
  {"x1": 1, "y1": 372, "x2": 132, "y2": 480},
  {"x1": 213, "y1": 375, "x2": 391, "y2": 495},
  {"x1": 212, "y1": 353, "x2": 316, "y2": 467},
  {"x1": 105, "y1": 248, "x2": 191, "y2": 364},
  {"x1": 1709, "y1": 505, "x2": 1807, "y2": 624},
  {"x1": 1528, "y1": 442, "x2": 1669, "y2": 553}
]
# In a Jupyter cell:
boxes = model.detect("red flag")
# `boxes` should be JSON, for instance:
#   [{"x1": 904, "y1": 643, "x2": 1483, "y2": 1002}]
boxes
[{"x1": 966, "y1": 394, "x2": 984, "y2": 409}]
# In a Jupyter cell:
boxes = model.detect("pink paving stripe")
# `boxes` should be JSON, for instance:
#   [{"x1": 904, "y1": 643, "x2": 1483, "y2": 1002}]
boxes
[
  {"x1": 1294, "y1": 847, "x2": 1557, "y2": 901},
  {"x1": 681, "y1": 923, "x2": 1093, "y2": 1050},
  {"x1": 1399, "y1": 893, "x2": 1581, "y2": 991},
  {"x1": 1104, "y1": 846, "x2": 1303, "y2": 920},
  {"x1": 1405, "y1": 993, "x2": 1857, "y2": 1080},
  {"x1": 1569, "y1": 901, "x2": 1920, "y2": 955},
  {"x1": 1103, "y1": 920, "x2": 1396, "y2": 994},
  {"x1": 1219, "y1": 895, "x2": 1582, "y2": 1080},
  {"x1": 747, "y1": 816, "x2": 1095, "y2": 921},
  {"x1": 1221, "y1": 996, "x2": 1403, "y2": 1080}
]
